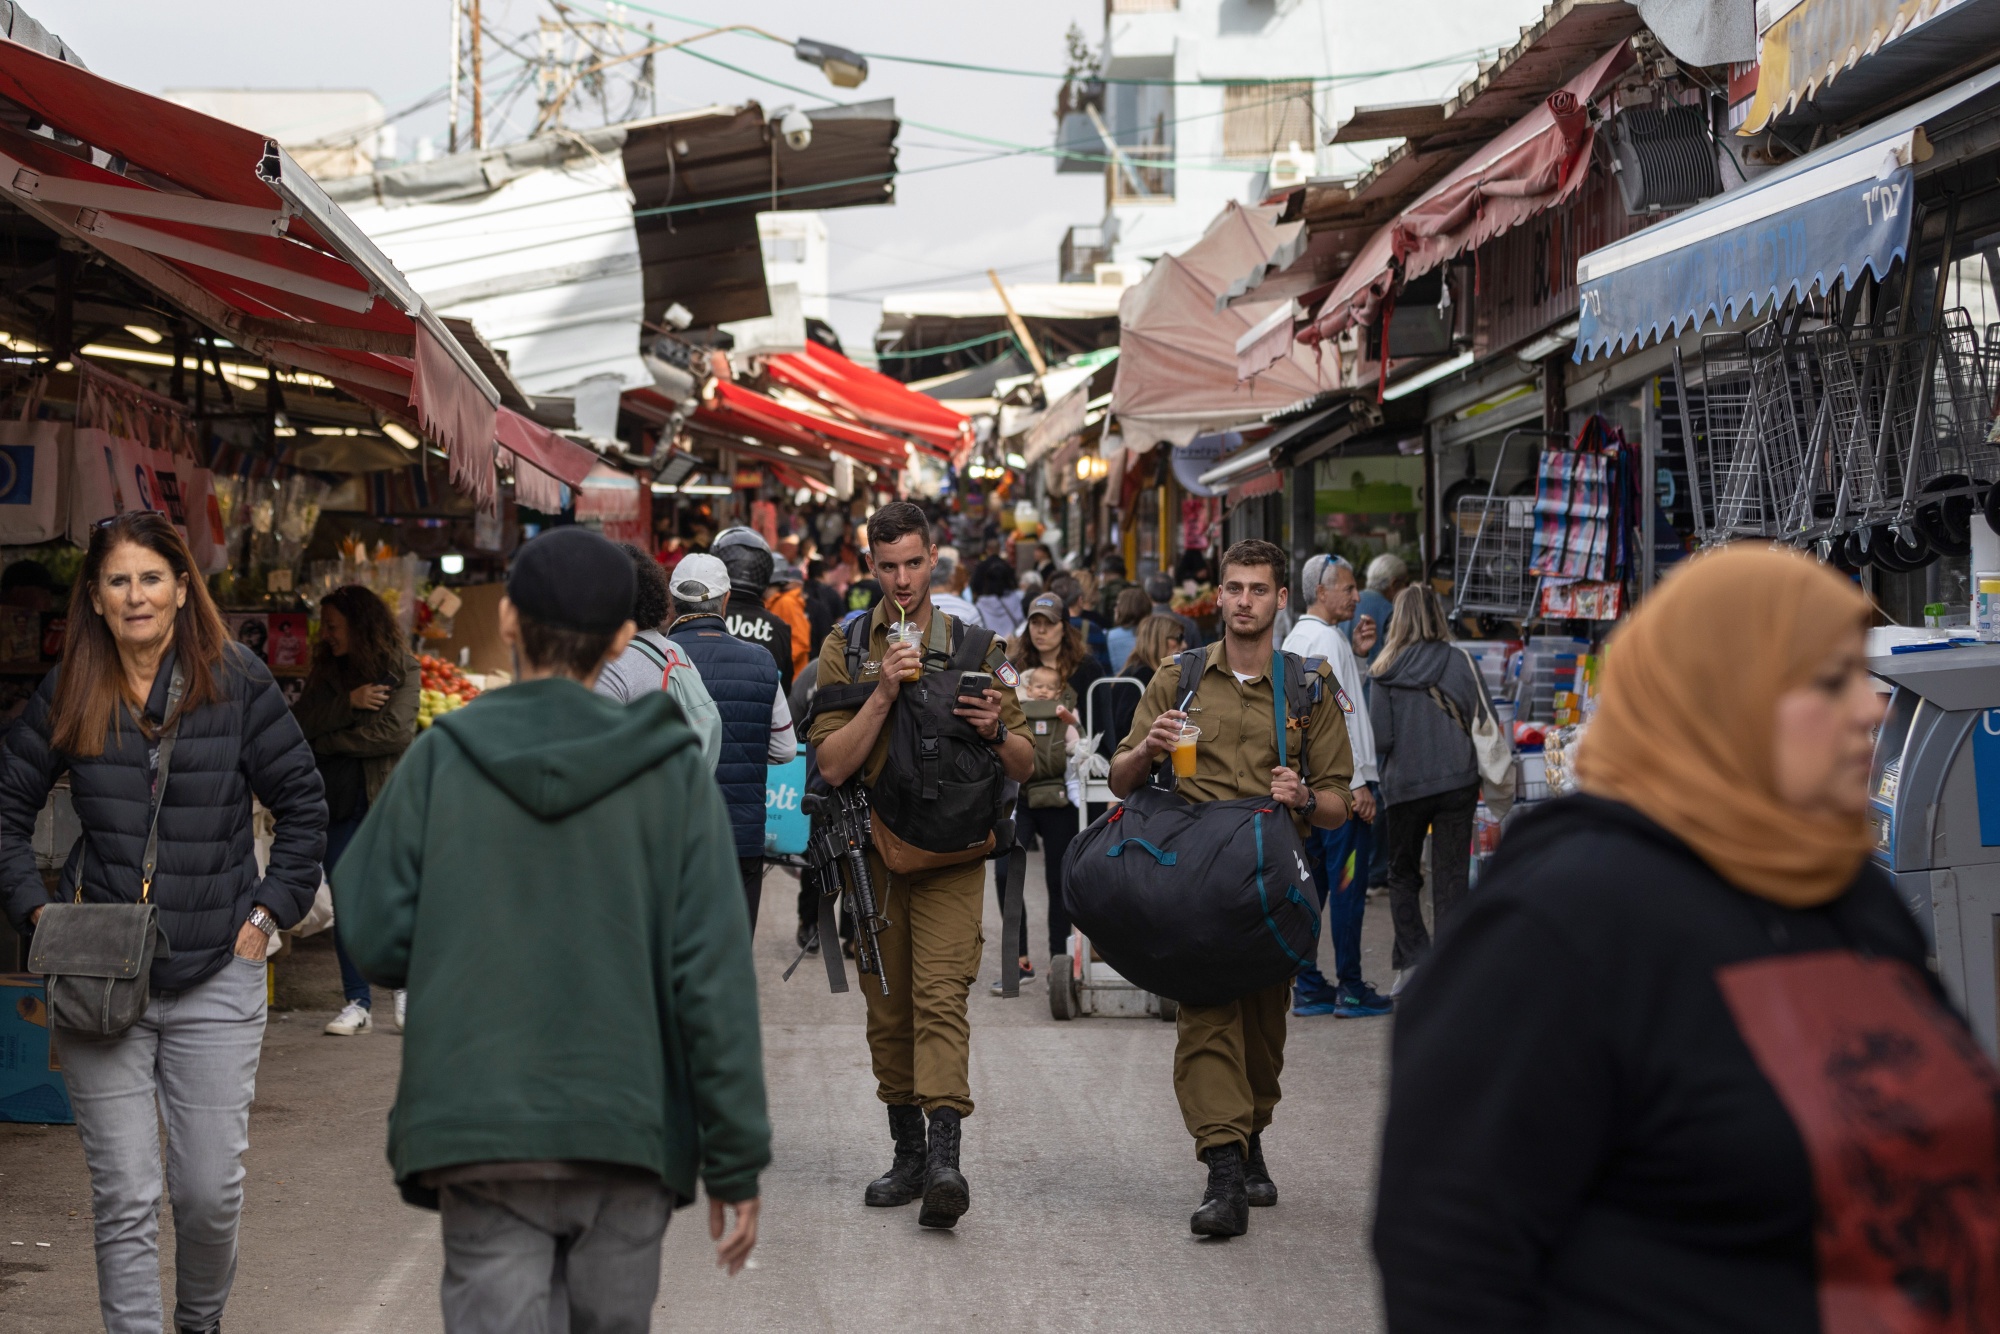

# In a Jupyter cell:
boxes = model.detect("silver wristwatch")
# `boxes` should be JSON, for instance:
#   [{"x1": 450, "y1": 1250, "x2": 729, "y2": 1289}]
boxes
[{"x1": 247, "y1": 906, "x2": 279, "y2": 939}]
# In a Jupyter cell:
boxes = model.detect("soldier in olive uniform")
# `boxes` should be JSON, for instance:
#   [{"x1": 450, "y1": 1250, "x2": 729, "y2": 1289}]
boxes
[
  {"x1": 1109, "y1": 539, "x2": 1353, "y2": 1238},
  {"x1": 809, "y1": 502, "x2": 1033, "y2": 1231}
]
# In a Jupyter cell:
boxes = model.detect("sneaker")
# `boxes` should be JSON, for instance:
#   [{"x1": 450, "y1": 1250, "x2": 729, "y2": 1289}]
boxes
[
  {"x1": 988, "y1": 970, "x2": 1035, "y2": 996},
  {"x1": 393, "y1": 990, "x2": 408, "y2": 1032},
  {"x1": 324, "y1": 1001, "x2": 372, "y2": 1036},
  {"x1": 1292, "y1": 967, "x2": 1340, "y2": 1012},
  {"x1": 1389, "y1": 967, "x2": 1417, "y2": 998},
  {"x1": 1333, "y1": 983, "x2": 1394, "y2": 1018},
  {"x1": 1290, "y1": 997, "x2": 1341, "y2": 1017}
]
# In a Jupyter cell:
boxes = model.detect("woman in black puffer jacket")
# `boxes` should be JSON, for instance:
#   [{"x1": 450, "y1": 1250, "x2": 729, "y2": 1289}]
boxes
[{"x1": 0, "y1": 512, "x2": 325, "y2": 1334}]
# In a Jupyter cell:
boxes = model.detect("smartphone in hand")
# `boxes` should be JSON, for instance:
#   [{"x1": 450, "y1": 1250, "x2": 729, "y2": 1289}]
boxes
[{"x1": 957, "y1": 671, "x2": 993, "y2": 703}]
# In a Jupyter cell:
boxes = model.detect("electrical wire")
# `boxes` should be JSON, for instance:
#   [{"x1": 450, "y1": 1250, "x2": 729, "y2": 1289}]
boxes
[
  {"x1": 561, "y1": 0, "x2": 1489, "y2": 176},
  {"x1": 593, "y1": 0, "x2": 1496, "y2": 88}
]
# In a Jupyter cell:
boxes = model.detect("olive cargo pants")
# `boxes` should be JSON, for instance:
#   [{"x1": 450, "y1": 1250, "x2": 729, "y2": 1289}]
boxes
[
  {"x1": 1172, "y1": 980, "x2": 1290, "y2": 1157},
  {"x1": 862, "y1": 852, "x2": 986, "y2": 1116}
]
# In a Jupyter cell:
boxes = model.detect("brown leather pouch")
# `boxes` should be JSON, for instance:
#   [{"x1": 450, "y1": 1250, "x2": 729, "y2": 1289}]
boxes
[{"x1": 872, "y1": 819, "x2": 994, "y2": 874}]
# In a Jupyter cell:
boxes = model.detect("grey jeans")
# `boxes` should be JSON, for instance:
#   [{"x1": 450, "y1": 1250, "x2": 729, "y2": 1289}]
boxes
[
  {"x1": 439, "y1": 1178, "x2": 674, "y2": 1334},
  {"x1": 60, "y1": 953, "x2": 267, "y2": 1334}
]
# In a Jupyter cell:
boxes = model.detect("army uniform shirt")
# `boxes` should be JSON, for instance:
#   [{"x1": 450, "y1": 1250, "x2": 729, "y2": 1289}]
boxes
[{"x1": 1115, "y1": 641, "x2": 1353, "y2": 829}]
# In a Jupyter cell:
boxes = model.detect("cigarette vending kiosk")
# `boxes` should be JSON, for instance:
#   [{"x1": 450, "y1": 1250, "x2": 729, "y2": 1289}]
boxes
[{"x1": 1867, "y1": 644, "x2": 2000, "y2": 1057}]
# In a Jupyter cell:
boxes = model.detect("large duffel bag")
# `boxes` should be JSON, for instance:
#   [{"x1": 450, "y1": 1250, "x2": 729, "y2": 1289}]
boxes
[{"x1": 1062, "y1": 783, "x2": 1319, "y2": 1008}]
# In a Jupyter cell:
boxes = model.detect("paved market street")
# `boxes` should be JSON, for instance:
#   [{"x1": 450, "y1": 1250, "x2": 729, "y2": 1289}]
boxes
[{"x1": 2, "y1": 860, "x2": 1397, "y2": 1333}]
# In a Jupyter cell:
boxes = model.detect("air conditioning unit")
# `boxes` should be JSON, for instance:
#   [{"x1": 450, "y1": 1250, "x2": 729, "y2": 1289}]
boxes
[
  {"x1": 1267, "y1": 140, "x2": 1315, "y2": 190},
  {"x1": 1609, "y1": 105, "x2": 1722, "y2": 215}
]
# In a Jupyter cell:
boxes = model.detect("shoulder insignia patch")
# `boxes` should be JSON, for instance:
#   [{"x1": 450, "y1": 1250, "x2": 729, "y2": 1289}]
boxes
[
  {"x1": 994, "y1": 659, "x2": 1020, "y2": 688},
  {"x1": 1334, "y1": 685, "x2": 1354, "y2": 715}
]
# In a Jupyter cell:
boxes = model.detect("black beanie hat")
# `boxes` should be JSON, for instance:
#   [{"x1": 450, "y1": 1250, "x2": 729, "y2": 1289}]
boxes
[{"x1": 507, "y1": 527, "x2": 635, "y2": 634}]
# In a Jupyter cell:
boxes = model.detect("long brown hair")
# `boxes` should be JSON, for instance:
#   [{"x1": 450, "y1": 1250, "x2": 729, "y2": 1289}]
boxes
[
  {"x1": 1010, "y1": 612, "x2": 1087, "y2": 686},
  {"x1": 51, "y1": 512, "x2": 230, "y2": 756},
  {"x1": 305, "y1": 584, "x2": 405, "y2": 693}
]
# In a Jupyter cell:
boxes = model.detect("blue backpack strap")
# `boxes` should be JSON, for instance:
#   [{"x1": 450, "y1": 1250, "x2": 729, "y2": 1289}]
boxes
[{"x1": 1271, "y1": 652, "x2": 1287, "y2": 771}]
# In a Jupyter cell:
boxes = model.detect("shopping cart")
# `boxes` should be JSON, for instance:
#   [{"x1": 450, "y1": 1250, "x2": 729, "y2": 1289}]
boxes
[{"x1": 1451, "y1": 428, "x2": 1567, "y2": 622}]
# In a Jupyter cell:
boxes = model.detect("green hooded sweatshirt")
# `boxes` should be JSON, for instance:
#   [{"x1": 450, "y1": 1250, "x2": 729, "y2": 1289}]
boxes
[{"x1": 333, "y1": 676, "x2": 768, "y2": 1208}]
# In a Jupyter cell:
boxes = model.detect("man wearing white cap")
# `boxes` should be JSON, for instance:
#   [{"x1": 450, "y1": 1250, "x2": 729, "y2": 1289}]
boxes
[{"x1": 669, "y1": 553, "x2": 797, "y2": 929}]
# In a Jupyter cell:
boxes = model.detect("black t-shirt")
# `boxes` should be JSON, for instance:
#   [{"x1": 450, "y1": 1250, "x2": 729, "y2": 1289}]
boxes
[{"x1": 1375, "y1": 794, "x2": 2000, "y2": 1334}]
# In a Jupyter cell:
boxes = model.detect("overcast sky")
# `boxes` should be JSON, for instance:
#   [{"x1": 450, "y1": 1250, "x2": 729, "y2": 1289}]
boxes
[{"x1": 31, "y1": 0, "x2": 1546, "y2": 351}]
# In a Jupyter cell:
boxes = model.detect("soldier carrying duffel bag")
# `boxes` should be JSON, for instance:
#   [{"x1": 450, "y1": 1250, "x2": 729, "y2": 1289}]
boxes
[{"x1": 1088, "y1": 539, "x2": 1353, "y2": 1240}]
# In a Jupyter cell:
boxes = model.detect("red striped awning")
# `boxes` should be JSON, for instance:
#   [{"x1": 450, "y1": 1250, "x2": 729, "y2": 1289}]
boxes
[
  {"x1": 0, "y1": 37, "x2": 503, "y2": 505},
  {"x1": 697, "y1": 378, "x2": 909, "y2": 470},
  {"x1": 761, "y1": 341, "x2": 969, "y2": 456}
]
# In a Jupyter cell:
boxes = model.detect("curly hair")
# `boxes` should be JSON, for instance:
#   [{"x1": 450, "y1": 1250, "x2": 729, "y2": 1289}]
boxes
[{"x1": 308, "y1": 585, "x2": 405, "y2": 691}]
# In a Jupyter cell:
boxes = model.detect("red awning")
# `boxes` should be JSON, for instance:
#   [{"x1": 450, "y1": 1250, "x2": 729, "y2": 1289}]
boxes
[
  {"x1": 0, "y1": 37, "x2": 503, "y2": 504},
  {"x1": 761, "y1": 341, "x2": 970, "y2": 456},
  {"x1": 495, "y1": 409, "x2": 598, "y2": 487},
  {"x1": 1306, "y1": 41, "x2": 1633, "y2": 345},
  {"x1": 697, "y1": 378, "x2": 909, "y2": 470}
]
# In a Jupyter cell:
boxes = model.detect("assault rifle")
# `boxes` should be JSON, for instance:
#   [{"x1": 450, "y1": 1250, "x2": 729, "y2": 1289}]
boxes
[{"x1": 783, "y1": 786, "x2": 890, "y2": 996}]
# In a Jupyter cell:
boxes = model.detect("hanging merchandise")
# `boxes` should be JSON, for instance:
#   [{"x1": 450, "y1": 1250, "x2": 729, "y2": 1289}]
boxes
[
  {"x1": 0, "y1": 383, "x2": 65, "y2": 545},
  {"x1": 1529, "y1": 420, "x2": 1619, "y2": 582}
]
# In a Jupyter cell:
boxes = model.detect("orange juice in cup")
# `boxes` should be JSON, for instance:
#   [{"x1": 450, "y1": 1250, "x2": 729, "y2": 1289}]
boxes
[
  {"x1": 1172, "y1": 722, "x2": 1201, "y2": 778},
  {"x1": 889, "y1": 622, "x2": 923, "y2": 680}
]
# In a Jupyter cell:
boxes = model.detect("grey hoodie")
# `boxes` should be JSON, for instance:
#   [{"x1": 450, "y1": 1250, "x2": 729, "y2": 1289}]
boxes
[{"x1": 1369, "y1": 640, "x2": 1482, "y2": 806}]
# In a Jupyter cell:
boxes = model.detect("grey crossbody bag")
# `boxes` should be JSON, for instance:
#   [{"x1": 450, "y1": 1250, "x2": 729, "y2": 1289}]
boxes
[{"x1": 28, "y1": 667, "x2": 183, "y2": 1037}]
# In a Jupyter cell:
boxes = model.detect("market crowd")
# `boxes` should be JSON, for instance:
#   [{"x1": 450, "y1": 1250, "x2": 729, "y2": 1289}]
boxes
[{"x1": 5, "y1": 502, "x2": 2000, "y2": 1333}]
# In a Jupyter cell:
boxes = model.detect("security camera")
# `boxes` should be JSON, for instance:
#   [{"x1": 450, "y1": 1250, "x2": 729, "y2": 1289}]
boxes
[{"x1": 779, "y1": 107, "x2": 813, "y2": 152}]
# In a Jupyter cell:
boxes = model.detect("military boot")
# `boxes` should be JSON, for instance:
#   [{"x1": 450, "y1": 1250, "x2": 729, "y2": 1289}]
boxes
[
  {"x1": 863, "y1": 1104, "x2": 928, "y2": 1207},
  {"x1": 917, "y1": 1107, "x2": 970, "y2": 1229},
  {"x1": 1245, "y1": 1131, "x2": 1277, "y2": 1207},
  {"x1": 1189, "y1": 1143, "x2": 1250, "y2": 1238}
]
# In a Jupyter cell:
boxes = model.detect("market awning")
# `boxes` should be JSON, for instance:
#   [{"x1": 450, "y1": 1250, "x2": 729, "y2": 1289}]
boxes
[
  {"x1": 759, "y1": 339, "x2": 968, "y2": 456},
  {"x1": 1574, "y1": 63, "x2": 2000, "y2": 361},
  {"x1": 1303, "y1": 40, "x2": 1631, "y2": 348},
  {"x1": 695, "y1": 377, "x2": 909, "y2": 470},
  {"x1": 1111, "y1": 202, "x2": 1337, "y2": 455},
  {"x1": 1195, "y1": 439, "x2": 1276, "y2": 493},
  {"x1": 0, "y1": 34, "x2": 505, "y2": 505},
  {"x1": 1741, "y1": 0, "x2": 2000, "y2": 134}
]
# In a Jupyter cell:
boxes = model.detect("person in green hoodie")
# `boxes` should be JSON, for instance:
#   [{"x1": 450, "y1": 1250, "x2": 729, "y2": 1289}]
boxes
[{"x1": 333, "y1": 527, "x2": 768, "y2": 1334}]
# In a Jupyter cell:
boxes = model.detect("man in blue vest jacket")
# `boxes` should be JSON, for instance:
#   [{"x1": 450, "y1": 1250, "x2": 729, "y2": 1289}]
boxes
[{"x1": 669, "y1": 553, "x2": 795, "y2": 930}]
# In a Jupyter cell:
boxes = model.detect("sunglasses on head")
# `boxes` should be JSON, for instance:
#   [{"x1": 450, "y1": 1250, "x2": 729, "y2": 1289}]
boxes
[{"x1": 92, "y1": 510, "x2": 165, "y2": 530}]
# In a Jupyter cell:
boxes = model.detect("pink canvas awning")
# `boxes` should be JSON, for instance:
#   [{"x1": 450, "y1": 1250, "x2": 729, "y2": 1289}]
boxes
[
  {"x1": 1304, "y1": 41, "x2": 1633, "y2": 346},
  {"x1": 1110, "y1": 202, "x2": 1338, "y2": 455}
]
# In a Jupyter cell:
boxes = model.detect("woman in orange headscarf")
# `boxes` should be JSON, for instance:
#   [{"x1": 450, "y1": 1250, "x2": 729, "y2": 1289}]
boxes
[{"x1": 1373, "y1": 544, "x2": 2000, "y2": 1333}]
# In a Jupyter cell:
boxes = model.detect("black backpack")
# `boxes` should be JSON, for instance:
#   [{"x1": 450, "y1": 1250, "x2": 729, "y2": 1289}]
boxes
[
  {"x1": 1061, "y1": 648, "x2": 1325, "y2": 1007},
  {"x1": 805, "y1": 611, "x2": 1012, "y2": 872}
]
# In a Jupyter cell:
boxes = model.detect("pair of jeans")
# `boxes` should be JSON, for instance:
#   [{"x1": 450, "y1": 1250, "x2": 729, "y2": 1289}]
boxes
[
  {"x1": 438, "y1": 1177, "x2": 673, "y2": 1334},
  {"x1": 1383, "y1": 785, "x2": 1479, "y2": 972},
  {"x1": 326, "y1": 811, "x2": 369, "y2": 1008},
  {"x1": 61, "y1": 954, "x2": 268, "y2": 1333},
  {"x1": 1306, "y1": 814, "x2": 1375, "y2": 992}
]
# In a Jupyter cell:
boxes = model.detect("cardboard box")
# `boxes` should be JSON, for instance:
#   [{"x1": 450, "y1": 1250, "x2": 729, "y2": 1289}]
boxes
[
  {"x1": 0, "y1": 973, "x2": 71, "y2": 1124},
  {"x1": 427, "y1": 583, "x2": 510, "y2": 677}
]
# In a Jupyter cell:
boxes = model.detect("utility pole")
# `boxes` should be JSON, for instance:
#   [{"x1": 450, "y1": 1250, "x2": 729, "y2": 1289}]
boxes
[
  {"x1": 470, "y1": 0, "x2": 485, "y2": 150},
  {"x1": 988, "y1": 270, "x2": 1048, "y2": 378},
  {"x1": 447, "y1": 0, "x2": 462, "y2": 153}
]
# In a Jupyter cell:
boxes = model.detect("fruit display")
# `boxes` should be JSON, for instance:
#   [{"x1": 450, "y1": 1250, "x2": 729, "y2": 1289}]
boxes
[{"x1": 417, "y1": 654, "x2": 481, "y2": 730}]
